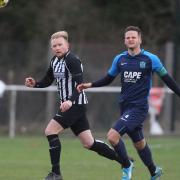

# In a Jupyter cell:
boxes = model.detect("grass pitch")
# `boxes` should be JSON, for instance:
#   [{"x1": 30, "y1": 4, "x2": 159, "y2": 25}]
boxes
[{"x1": 0, "y1": 136, "x2": 180, "y2": 180}]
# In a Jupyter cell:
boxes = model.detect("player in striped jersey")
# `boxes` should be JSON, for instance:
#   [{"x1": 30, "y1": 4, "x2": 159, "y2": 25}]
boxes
[
  {"x1": 25, "y1": 31, "x2": 130, "y2": 180},
  {"x1": 77, "y1": 26, "x2": 180, "y2": 180}
]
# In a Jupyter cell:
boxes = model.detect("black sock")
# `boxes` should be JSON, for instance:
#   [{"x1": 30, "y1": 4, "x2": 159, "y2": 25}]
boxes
[
  {"x1": 113, "y1": 139, "x2": 130, "y2": 168},
  {"x1": 137, "y1": 144, "x2": 156, "y2": 176},
  {"x1": 90, "y1": 139, "x2": 122, "y2": 164},
  {"x1": 47, "y1": 134, "x2": 61, "y2": 175}
]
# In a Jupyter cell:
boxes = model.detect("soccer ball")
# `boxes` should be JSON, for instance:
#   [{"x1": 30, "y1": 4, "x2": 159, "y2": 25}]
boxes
[{"x1": 0, "y1": 0, "x2": 9, "y2": 8}]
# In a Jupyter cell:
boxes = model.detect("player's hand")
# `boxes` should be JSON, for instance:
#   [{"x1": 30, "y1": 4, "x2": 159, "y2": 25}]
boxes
[
  {"x1": 60, "y1": 100, "x2": 72, "y2": 112},
  {"x1": 25, "y1": 77, "x2": 36, "y2": 87},
  {"x1": 77, "y1": 83, "x2": 92, "y2": 92}
]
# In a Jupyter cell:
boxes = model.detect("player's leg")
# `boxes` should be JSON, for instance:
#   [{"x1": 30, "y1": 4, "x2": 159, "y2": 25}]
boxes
[
  {"x1": 70, "y1": 107, "x2": 125, "y2": 164},
  {"x1": 77, "y1": 129, "x2": 123, "y2": 163},
  {"x1": 107, "y1": 109, "x2": 136, "y2": 180},
  {"x1": 44, "y1": 119, "x2": 64, "y2": 180},
  {"x1": 129, "y1": 128, "x2": 162, "y2": 179},
  {"x1": 107, "y1": 128, "x2": 134, "y2": 180},
  {"x1": 107, "y1": 128, "x2": 131, "y2": 167},
  {"x1": 44, "y1": 105, "x2": 85, "y2": 180},
  {"x1": 135, "y1": 140, "x2": 162, "y2": 179}
]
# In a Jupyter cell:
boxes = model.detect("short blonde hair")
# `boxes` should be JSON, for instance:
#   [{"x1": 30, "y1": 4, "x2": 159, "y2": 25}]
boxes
[{"x1": 51, "y1": 31, "x2": 68, "y2": 41}]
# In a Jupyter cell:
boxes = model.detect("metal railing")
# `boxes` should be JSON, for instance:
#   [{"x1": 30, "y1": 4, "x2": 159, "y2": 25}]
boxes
[{"x1": 5, "y1": 85, "x2": 173, "y2": 138}]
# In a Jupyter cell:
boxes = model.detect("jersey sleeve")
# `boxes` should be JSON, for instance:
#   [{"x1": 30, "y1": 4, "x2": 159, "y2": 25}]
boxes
[
  {"x1": 161, "y1": 74, "x2": 180, "y2": 97},
  {"x1": 35, "y1": 63, "x2": 54, "y2": 88},
  {"x1": 91, "y1": 74, "x2": 115, "y2": 87},
  {"x1": 66, "y1": 55, "x2": 83, "y2": 84},
  {"x1": 108, "y1": 55, "x2": 121, "y2": 77},
  {"x1": 65, "y1": 54, "x2": 83, "y2": 102},
  {"x1": 151, "y1": 55, "x2": 167, "y2": 77}
]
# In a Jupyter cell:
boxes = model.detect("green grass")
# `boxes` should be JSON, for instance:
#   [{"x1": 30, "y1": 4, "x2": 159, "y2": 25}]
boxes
[{"x1": 0, "y1": 136, "x2": 180, "y2": 180}]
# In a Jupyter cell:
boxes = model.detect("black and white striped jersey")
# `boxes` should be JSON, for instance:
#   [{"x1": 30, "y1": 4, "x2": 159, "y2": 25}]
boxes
[{"x1": 35, "y1": 52, "x2": 88, "y2": 105}]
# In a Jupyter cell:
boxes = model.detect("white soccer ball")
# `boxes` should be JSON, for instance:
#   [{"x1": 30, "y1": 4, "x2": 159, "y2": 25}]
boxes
[{"x1": 0, "y1": 0, "x2": 9, "y2": 8}]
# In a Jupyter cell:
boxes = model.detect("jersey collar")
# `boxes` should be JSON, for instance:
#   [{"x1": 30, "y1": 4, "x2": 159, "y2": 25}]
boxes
[{"x1": 127, "y1": 49, "x2": 144, "y2": 57}]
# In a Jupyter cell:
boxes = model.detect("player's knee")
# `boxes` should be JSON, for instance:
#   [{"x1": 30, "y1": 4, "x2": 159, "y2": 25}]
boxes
[
  {"x1": 83, "y1": 141, "x2": 93, "y2": 149},
  {"x1": 44, "y1": 119, "x2": 63, "y2": 135},
  {"x1": 107, "y1": 129, "x2": 120, "y2": 146},
  {"x1": 134, "y1": 139, "x2": 146, "y2": 150},
  {"x1": 45, "y1": 127, "x2": 54, "y2": 136}
]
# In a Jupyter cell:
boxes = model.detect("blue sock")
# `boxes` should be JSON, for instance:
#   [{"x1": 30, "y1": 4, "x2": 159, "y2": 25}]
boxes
[
  {"x1": 137, "y1": 144, "x2": 156, "y2": 176},
  {"x1": 113, "y1": 139, "x2": 130, "y2": 168}
]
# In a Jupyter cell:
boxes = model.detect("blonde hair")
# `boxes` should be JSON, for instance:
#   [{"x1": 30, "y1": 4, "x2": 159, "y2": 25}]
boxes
[{"x1": 51, "y1": 31, "x2": 68, "y2": 41}]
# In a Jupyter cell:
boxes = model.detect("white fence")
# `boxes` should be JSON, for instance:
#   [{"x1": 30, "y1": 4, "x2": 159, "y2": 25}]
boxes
[
  {"x1": 5, "y1": 85, "x2": 122, "y2": 138},
  {"x1": 4, "y1": 85, "x2": 173, "y2": 138}
]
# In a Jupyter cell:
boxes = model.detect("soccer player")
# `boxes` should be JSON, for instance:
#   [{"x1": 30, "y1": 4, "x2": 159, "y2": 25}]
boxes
[
  {"x1": 25, "y1": 31, "x2": 129, "y2": 180},
  {"x1": 77, "y1": 26, "x2": 180, "y2": 180}
]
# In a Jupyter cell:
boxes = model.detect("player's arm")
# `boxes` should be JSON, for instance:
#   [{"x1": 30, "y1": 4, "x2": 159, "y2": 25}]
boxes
[
  {"x1": 77, "y1": 55, "x2": 120, "y2": 92},
  {"x1": 91, "y1": 74, "x2": 115, "y2": 87},
  {"x1": 25, "y1": 66, "x2": 54, "y2": 88},
  {"x1": 152, "y1": 55, "x2": 180, "y2": 97},
  {"x1": 35, "y1": 66, "x2": 54, "y2": 88},
  {"x1": 60, "y1": 57, "x2": 83, "y2": 111},
  {"x1": 67, "y1": 56, "x2": 84, "y2": 102},
  {"x1": 91, "y1": 54, "x2": 120, "y2": 87},
  {"x1": 60, "y1": 55, "x2": 83, "y2": 112},
  {"x1": 77, "y1": 74, "x2": 115, "y2": 92},
  {"x1": 161, "y1": 73, "x2": 180, "y2": 97}
]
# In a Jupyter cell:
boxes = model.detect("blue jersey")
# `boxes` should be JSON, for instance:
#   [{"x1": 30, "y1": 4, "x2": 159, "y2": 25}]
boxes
[{"x1": 108, "y1": 49, "x2": 167, "y2": 105}]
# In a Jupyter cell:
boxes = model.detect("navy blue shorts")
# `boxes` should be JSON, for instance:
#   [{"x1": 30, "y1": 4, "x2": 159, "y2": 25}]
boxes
[{"x1": 112, "y1": 102, "x2": 148, "y2": 143}]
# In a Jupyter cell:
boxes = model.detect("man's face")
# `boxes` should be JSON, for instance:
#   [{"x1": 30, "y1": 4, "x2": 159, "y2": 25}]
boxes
[
  {"x1": 124, "y1": 30, "x2": 142, "y2": 50},
  {"x1": 51, "y1": 37, "x2": 69, "y2": 57}
]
